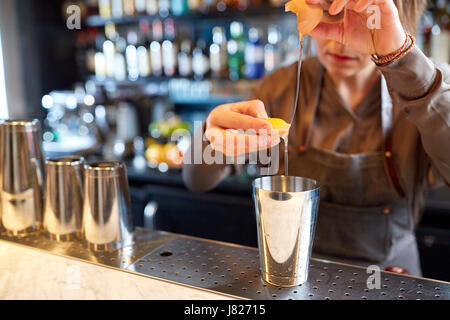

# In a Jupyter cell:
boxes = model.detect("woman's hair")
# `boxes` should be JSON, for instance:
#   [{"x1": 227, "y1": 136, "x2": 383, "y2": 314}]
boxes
[{"x1": 394, "y1": 0, "x2": 428, "y2": 35}]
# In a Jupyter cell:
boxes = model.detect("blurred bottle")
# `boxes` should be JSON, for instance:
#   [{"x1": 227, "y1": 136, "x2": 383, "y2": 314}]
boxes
[
  {"x1": 283, "y1": 33, "x2": 300, "y2": 66},
  {"x1": 162, "y1": 19, "x2": 178, "y2": 77},
  {"x1": 188, "y1": 0, "x2": 201, "y2": 11},
  {"x1": 228, "y1": 21, "x2": 246, "y2": 81},
  {"x1": 200, "y1": 0, "x2": 217, "y2": 13},
  {"x1": 111, "y1": 0, "x2": 123, "y2": 16},
  {"x1": 103, "y1": 23, "x2": 118, "y2": 78},
  {"x1": 114, "y1": 33, "x2": 128, "y2": 81},
  {"x1": 430, "y1": 0, "x2": 450, "y2": 62},
  {"x1": 192, "y1": 39, "x2": 210, "y2": 80},
  {"x1": 264, "y1": 25, "x2": 283, "y2": 74},
  {"x1": 86, "y1": 0, "x2": 99, "y2": 16},
  {"x1": 94, "y1": 24, "x2": 108, "y2": 79},
  {"x1": 268, "y1": 0, "x2": 284, "y2": 7},
  {"x1": 217, "y1": 0, "x2": 241, "y2": 11},
  {"x1": 126, "y1": 30, "x2": 140, "y2": 81},
  {"x1": 137, "y1": 20, "x2": 152, "y2": 77},
  {"x1": 159, "y1": 0, "x2": 171, "y2": 17},
  {"x1": 135, "y1": 0, "x2": 147, "y2": 13},
  {"x1": 146, "y1": 0, "x2": 159, "y2": 15},
  {"x1": 209, "y1": 26, "x2": 228, "y2": 79},
  {"x1": 178, "y1": 30, "x2": 193, "y2": 77},
  {"x1": 123, "y1": 0, "x2": 136, "y2": 15},
  {"x1": 85, "y1": 28, "x2": 99, "y2": 76},
  {"x1": 99, "y1": 0, "x2": 112, "y2": 18},
  {"x1": 95, "y1": 51, "x2": 107, "y2": 79},
  {"x1": 172, "y1": 0, "x2": 189, "y2": 15},
  {"x1": 150, "y1": 19, "x2": 164, "y2": 77},
  {"x1": 245, "y1": 27, "x2": 265, "y2": 79}
]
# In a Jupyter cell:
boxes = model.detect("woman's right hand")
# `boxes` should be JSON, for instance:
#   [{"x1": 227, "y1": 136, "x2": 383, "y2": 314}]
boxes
[{"x1": 205, "y1": 100, "x2": 281, "y2": 157}]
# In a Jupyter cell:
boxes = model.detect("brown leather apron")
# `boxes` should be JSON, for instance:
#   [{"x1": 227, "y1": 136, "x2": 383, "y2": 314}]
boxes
[{"x1": 284, "y1": 65, "x2": 422, "y2": 276}]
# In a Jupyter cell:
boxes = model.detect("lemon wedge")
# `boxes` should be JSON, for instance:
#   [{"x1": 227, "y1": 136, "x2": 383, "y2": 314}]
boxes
[
  {"x1": 266, "y1": 118, "x2": 291, "y2": 137},
  {"x1": 285, "y1": 0, "x2": 323, "y2": 34}
]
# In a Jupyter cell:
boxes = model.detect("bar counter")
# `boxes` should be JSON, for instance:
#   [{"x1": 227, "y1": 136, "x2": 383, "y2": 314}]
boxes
[{"x1": 0, "y1": 228, "x2": 448, "y2": 300}]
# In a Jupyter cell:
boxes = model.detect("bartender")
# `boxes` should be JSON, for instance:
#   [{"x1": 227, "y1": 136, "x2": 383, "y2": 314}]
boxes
[{"x1": 183, "y1": 0, "x2": 450, "y2": 276}]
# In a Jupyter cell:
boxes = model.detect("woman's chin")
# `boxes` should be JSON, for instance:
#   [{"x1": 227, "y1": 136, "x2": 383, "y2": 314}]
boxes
[{"x1": 328, "y1": 68, "x2": 355, "y2": 78}]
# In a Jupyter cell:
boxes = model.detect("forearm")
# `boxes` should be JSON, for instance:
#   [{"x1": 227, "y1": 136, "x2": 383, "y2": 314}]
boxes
[
  {"x1": 182, "y1": 122, "x2": 240, "y2": 192},
  {"x1": 380, "y1": 46, "x2": 450, "y2": 182}
]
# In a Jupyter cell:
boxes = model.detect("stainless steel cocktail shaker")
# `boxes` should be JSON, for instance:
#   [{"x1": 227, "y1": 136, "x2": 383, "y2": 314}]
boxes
[
  {"x1": 253, "y1": 176, "x2": 320, "y2": 287},
  {"x1": 0, "y1": 119, "x2": 45, "y2": 236},
  {"x1": 82, "y1": 162, "x2": 133, "y2": 251},
  {"x1": 43, "y1": 156, "x2": 85, "y2": 241}
]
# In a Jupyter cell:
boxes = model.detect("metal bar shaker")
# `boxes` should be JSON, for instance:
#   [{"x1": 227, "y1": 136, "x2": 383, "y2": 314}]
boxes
[
  {"x1": 253, "y1": 176, "x2": 320, "y2": 287},
  {"x1": 43, "y1": 156, "x2": 85, "y2": 241},
  {"x1": 82, "y1": 162, "x2": 133, "y2": 251},
  {"x1": 0, "y1": 119, "x2": 45, "y2": 236}
]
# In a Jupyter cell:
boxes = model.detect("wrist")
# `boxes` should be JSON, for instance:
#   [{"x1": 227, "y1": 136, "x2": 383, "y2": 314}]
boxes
[
  {"x1": 372, "y1": 32, "x2": 415, "y2": 67},
  {"x1": 377, "y1": 30, "x2": 407, "y2": 56}
]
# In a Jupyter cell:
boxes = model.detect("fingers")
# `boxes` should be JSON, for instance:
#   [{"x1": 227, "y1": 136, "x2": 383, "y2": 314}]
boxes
[
  {"x1": 329, "y1": 0, "x2": 351, "y2": 15},
  {"x1": 207, "y1": 100, "x2": 272, "y2": 132},
  {"x1": 205, "y1": 99, "x2": 279, "y2": 156},
  {"x1": 231, "y1": 99, "x2": 269, "y2": 119},
  {"x1": 205, "y1": 126, "x2": 281, "y2": 157},
  {"x1": 354, "y1": 0, "x2": 373, "y2": 12}
]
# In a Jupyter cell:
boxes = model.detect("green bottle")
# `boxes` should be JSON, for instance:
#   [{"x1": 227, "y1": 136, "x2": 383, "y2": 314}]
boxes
[{"x1": 227, "y1": 21, "x2": 246, "y2": 81}]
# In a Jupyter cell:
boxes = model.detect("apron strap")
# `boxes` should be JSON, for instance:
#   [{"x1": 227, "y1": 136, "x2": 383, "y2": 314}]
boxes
[
  {"x1": 297, "y1": 64, "x2": 406, "y2": 198},
  {"x1": 381, "y1": 77, "x2": 406, "y2": 198}
]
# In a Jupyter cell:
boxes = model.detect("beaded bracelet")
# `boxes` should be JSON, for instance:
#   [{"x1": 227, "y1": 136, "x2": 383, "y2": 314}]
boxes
[{"x1": 371, "y1": 32, "x2": 416, "y2": 67}]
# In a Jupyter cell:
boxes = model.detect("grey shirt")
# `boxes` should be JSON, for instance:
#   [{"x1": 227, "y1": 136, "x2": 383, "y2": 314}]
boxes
[{"x1": 183, "y1": 46, "x2": 450, "y2": 225}]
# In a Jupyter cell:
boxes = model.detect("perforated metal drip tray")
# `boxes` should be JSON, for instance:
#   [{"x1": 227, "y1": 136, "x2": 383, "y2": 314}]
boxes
[
  {"x1": 0, "y1": 228, "x2": 175, "y2": 269},
  {"x1": 127, "y1": 237, "x2": 450, "y2": 300},
  {"x1": 1, "y1": 228, "x2": 449, "y2": 300}
]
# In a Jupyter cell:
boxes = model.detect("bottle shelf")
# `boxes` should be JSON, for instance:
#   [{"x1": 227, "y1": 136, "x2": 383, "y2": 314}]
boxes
[
  {"x1": 87, "y1": 76, "x2": 253, "y2": 105},
  {"x1": 85, "y1": 6, "x2": 286, "y2": 27}
]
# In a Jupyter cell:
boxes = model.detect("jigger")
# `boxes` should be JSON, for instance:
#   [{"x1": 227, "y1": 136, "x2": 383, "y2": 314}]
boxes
[
  {"x1": 43, "y1": 156, "x2": 85, "y2": 241},
  {"x1": 82, "y1": 162, "x2": 133, "y2": 251},
  {"x1": 253, "y1": 176, "x2": 320, "y2": 287},
  {"x1": 0, "y1": 119, "x2": 45, "y2": 236}
]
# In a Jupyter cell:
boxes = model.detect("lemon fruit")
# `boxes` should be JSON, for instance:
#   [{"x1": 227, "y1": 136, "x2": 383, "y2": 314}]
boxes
[{"x1": 266, "y1": 118, "x2": 291, "y2": 137}]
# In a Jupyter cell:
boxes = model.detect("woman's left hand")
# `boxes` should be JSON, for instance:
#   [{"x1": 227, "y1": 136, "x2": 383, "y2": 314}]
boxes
[{"x1": 306, "y1": 0, "x2": 407, "y2": 56}]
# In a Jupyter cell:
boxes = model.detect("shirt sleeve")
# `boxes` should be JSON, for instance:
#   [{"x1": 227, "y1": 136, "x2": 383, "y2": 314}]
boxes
[
  {"x1": 182, "y1": 121, "x2": 242, "y2": 192},
  {"x1": 379, "y1": 46, "x2": 450, "y2": 185}
]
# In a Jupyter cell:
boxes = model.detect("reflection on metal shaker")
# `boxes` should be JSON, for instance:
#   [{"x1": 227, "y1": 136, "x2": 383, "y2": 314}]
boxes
[
  {"x1": 44, "y1": 156, "x2": 85, "y2": 241},
  {"x1": 0, "y1": 120, "x2": 45, "y2": 236},
  {"x1": 253, "y1": 176, "x2": 320, "y2": 287},
  {"x1": 82, "y1": 162, "x2": 133, "y2": 251}
]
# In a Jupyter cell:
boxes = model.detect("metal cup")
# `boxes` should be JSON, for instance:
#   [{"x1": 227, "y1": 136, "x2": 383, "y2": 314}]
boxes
[
  {"x1": 82, "y1": 162, "x2": 133, "y2": 251},
  {"x1": 0, "y1": 119, "x2": 45, "y2": 236},
  {"x1": 252, "y1": 176, "x2": 320, "y2": 287},
  {"x1": 43, "y1": 156, "x2": 85, "y2": 241}
]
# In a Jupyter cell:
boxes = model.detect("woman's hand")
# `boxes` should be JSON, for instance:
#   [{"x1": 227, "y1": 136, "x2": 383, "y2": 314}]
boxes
[
  {"x1": 306, "y1": 0, "x2": 406, "y2": 56},
  {"x1": 205, "y1": 100, "x2": 281, "y2": 157}
]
